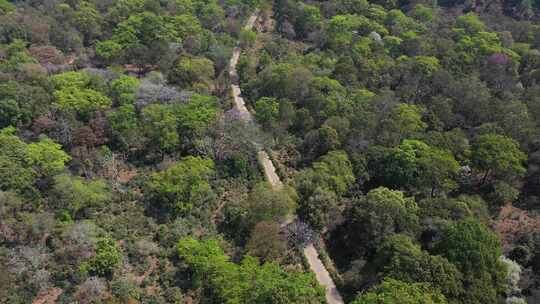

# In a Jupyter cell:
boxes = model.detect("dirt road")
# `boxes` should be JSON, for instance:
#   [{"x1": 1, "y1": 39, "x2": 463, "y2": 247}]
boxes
[
  {"x1": 228, "y1": 11, "x2": 344, "y2": 304},
  {"x1": 304, "y1": 244, "x2": 345, "y2": 304}
]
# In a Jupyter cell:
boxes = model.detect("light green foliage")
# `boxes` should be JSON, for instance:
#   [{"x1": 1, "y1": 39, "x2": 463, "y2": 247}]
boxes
[
  {"x1": 73, "y1": 1, "x2": 103, "y2": 42},
  {"x1": 53, "y1": 86, "x2": 112, "y2": 115},
  {"x1": 0, "y1": 40, "x2": 38, "y2": 72},
  {"x1": 453, "y1": 13, "x2": 520, "y2": 66},
  {"x1": 380, "y1": 103, "x2": 427, "y2": 146},
  {"x1": 471, "y1": 133, "x2": 527, "y2": 181},
  {"x1": 173, "y1": 0, "x2": 195, "y2": 14},
  {"x1": 0, "y1": 128, "x2": 69, "y2": 194},
  {"x1": 254, "y1": 97, "x2": 279, "y2": 127},
  {"x1": 106, "y1": 0, "x2": 145, "y2": 24},
  {"x1": 239, "y1": 29, "x2": 257, "y2": 47},
  {"x1": 455, "y1": 13, "x2": 485, "y2": 35},
  {"x1": 85, "y1": 237, "x2": 122, "y2": 276},
  {"x1": 352, "y1": 278, "x2": 447, "y2": 304},
  {"x1": 146, "y1": 156, "x2": 215, "y2": 216},
  {"x1": 0, "y1": 127, "x2": 34, "y2": 193},
  {"x1": 245, "y1": 182, "x2": 296, "y2": 226},
  {"x1": 385, "y1": 9, "x2": 424, "y2": 36},
  {"x1": 169, "y1": 56, "x2": 215, "y2": 87},
  {"x1": 141, "y1": 104, "x2": 180, "y2": 151},
  {"x1": 107, "y1": 104, "x2": 140, "y2": 148},
  {"x1": 410, "y1": 4, "x2": 435, "y2": 23},
  {"x1": 52, "y1": 71, "x2": 111, "y2": 115},
  {"x1": 110, "y1": 75, "x2": 139, "y2": 105},
  {"x1": 52, "y1": 71, "x2": 91, "y2": 89},
  {"x1": 295, "y1": 151, "x2": 354, "y2": 227},
  {"x1": 312, "y1": 150, "x2": 355, "y2": 195},
  {"x1": 295, "y1": 4, "x2": 322, "y2": 37},
  {"x1": 178, "y1": 237, "x2": 325, "y2": 304},
  {"x1": 397, "y1": 56, "x2": 440, "y2": 76},
  {"x1": 327, "y1": 15, "x2": 388, "y2": 50},
  {"x1": 171, "y1": 14, "x2": 203, "y2": 39},
  {"x1": 112, "y1": 12, "x2": 180, "y2": 47},
  {"x1": 174, "y1": 94, "x2": 219, "y2": 136},
  {"x1": 95, "y1": 40, "x2": 123, "y2": 61},
  {"x1": 53, "y1": 174, "x2": 111, "y2": 213},
  {"x1": 26, "y1": 136, "x2": 71, "y2": 176},
  {"x1": 0, "y1": 0, "x2": 15, "y2": 14}
]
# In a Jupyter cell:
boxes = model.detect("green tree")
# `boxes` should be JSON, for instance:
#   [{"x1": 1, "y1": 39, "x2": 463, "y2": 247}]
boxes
[
  {"x1": 85, "y1": 237, "x2": 122, "y2": 276},
  {"x1": 169, "y1": 56, "x2": 215, "y2": 88},
  {"x1": 146, "y1": 156, "x2": 215, "y2": 216},
  {"x1": 471, "y1": 134, "x2": 527, "y2": 184},
  {"x1": 110, "y1": 75, "x2": 139, "y2": 105},
  {"x1": 140, "y1": 104, "x2": 180, "y2": 152},
  {"x1": 254, "y1": 97, "x2": 279, "y2": 128},
  {"x1": 174, "y1": 94, "x2": 219, "y2": 136},
  {"x1": 311, "y1": 150, "x2": 355, "y2": 196},
  {"x1": 344, "y1": 187, "x2": 419, "y2": 256},
  {"x1": 381, "y1": 140, "x2": 460, "y2": 195},
  {"x1": 434, "y1": 219, "x2": 506, "y2": 303},
  {"x1": 352, "y1": 278, "x2": 447, "y2": 304},
  {"x1": 245, "y1": 182, "x2": 296, "y2": 227},
  {"x1": 26, "y1": 136, "x2": 71, "y2": 176},
  {"x1": 53, "y1": 86, "x2": 112, "y2": 116},
  {"x1": 52, "y1": 174, "x2": 111, "y2": 213},
  {"x1": 380, "y1": 104, "x2": 427, "y2": 146},
  {"x1": 375, "y1": 235, "x2": 463, "y2": 300},
  {"x1": 246, "y1": 221, "x2": 287, "y2": 263},
  {"x1": 178, "y1": 237, "x2": 325, "y2": 303}
]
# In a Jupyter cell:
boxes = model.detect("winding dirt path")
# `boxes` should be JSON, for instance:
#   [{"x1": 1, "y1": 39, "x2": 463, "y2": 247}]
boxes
[{"x1": 228, "y1": 11, "x2": 343, "y2": 304}]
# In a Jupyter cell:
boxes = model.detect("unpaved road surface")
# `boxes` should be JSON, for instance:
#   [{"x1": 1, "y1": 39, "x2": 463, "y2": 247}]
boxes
[
  {"x1": 228, "y1": 11, "x2": 343, "y2": 304},
  {"x1": 304, "y1": 244, "x2": 345, "y2": 304}
]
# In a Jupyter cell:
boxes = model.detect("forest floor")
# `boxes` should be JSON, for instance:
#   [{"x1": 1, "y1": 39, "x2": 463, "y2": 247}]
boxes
[{"x1": 228, "y1": 10, "x2": 344, "y2": 304}]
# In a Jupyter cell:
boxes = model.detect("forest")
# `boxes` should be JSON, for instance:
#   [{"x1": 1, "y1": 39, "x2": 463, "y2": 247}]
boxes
[{"x1": 1, "y1": 0, "x2": 540, "y2": 303}]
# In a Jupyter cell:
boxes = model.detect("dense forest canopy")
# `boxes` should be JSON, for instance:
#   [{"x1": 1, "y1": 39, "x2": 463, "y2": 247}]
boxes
[{"x1": 1, "y1": 0, "x2": 540, "y2": 303}]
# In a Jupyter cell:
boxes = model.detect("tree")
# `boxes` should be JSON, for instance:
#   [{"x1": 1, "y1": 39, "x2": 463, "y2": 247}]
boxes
[
  {"x1": 374, "y1": 234, "x2": 463, "y2": 300},
  {"x1": 245, "y1": 182, "x2": 296, "y2": 227},
  {"x1": 245, "y1": 221, "x2": 287, "y2": 263},
  {"x1": 140, "y1": 104, "x2": 180, "y2": 152},
  {"x1": 54, "y1": 87, "x2": 112, "y2": 116},
  {"x1": 434, "y1": 219, "x2": 506, "y2": 303},
  {"x1": 83, "y1": 237, "x2": 122, "y2": 277},
  {"x1": 0, "y1": 127, "x2": 36, "y2": 194},
  {"x1": 169, "y1": 56, "x2": 215, "y2": 88},
  {"x1": 471, "y1": 134, "x2": 527, "y2": 184},
  {"x1": 343, "y1": 187, "x2": 419, "y2": 257},
  {"x1": 254, "y1": 97, "x2": 279, "y2": 128},
  {"x1": 298, "y1": 187, "x2": 339, "y2": 231},
  {"x1": 380, "y1": 140, "x2": 460, "y2": 195},
  {"x1": 351, "y1": 278, "x2": 447, "y2": 304},
  {"x1": 379, "y1": 104, "x2": 427, "y2": 146},
  {"x1": 178, "y1": 237, "x2": 325, "y2": 303},
  {"x1": 109, "y1": 75, "x2": 139, "y2": 105},
  {"x1": 26, "y1": 136, "x2": 70, "y2": 176},
  {"x1": 146, "y1": 156, "x2": 215, "y2": 217},
  {"x1": 52, "y1": 174, "x2": 111, "y2": 214},
  {"x1": 311, "y1": 150, "x2": 355, "y2": 196},
  {"x1": 174, "y1": 94, "x2": 219, "y2": 137}
]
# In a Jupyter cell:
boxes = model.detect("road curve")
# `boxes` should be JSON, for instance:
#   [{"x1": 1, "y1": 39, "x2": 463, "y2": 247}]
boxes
[{"x1": 228, "y1": 11, "x2": 343, "y2": 304}]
